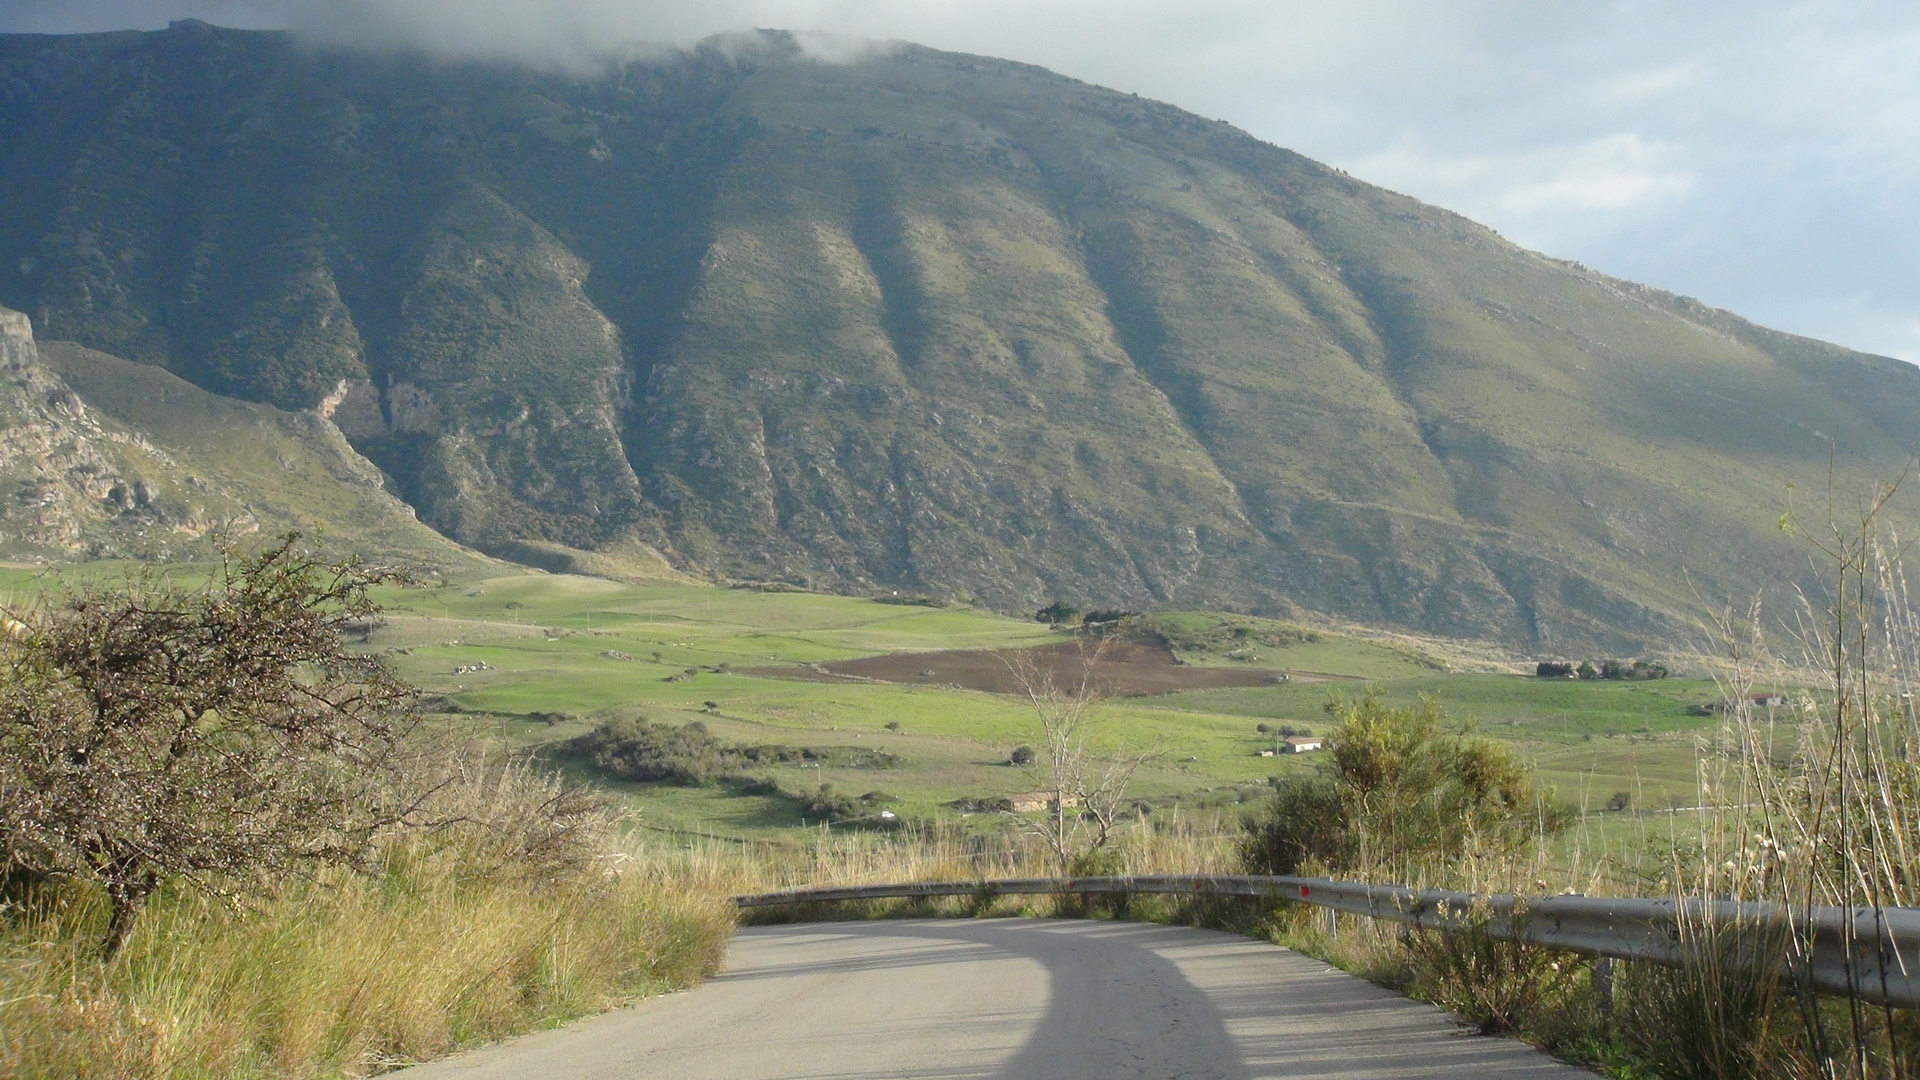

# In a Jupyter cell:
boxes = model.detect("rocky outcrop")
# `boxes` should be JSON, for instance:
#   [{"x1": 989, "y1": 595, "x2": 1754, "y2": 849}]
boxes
[
  {"x1": 0, "y1": 306, "x2": 202, "y2": 555},
  {"x1": 315, "y1": 379, "x2": 388, "y2": 440},
  {"x1": 0, "y1": 307, "x2": 33, "y2": 370}
]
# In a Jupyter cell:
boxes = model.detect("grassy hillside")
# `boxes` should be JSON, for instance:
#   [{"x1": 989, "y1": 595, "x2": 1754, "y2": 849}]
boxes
[
  {"x1": 40, "y1": 340, "x2": 486, "y2": 570},
  {"x1": 0, "y1": 25, "x2": 1912, "y2": 650},
  {"x1": 0, "y1": 305, "x2": 482, "y2": 569}
]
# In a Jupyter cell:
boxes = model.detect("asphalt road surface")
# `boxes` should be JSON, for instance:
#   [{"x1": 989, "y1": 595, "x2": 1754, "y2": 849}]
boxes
[{"x1": 408, "y1": 919, "x2": 1594, "y2": 1079}]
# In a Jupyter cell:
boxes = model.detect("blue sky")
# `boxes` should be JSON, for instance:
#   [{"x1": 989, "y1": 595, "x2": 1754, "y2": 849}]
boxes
[{"x1": 5, "y1": 1, "x2": 1917, "y2": 362}]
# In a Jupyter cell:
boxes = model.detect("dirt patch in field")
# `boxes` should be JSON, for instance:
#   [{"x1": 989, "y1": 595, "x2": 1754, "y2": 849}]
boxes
[{"x1": 745, "y1": 639, "x2": 1318, "y2": 697}]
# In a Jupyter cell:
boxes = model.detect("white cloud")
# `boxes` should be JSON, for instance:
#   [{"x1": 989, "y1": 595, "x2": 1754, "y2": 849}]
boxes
[
  {"x1": 1350, "y1": 133, "x2": 1697, "y2": 237},
  {"x1": 1599, "y1": 63, "x2": 1703, "y2": 106}
]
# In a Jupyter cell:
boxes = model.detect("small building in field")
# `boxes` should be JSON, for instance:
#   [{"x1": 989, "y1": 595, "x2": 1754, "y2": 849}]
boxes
[{"x1": 1282, "y1": 736, "x2": 1324, "y2": 754}]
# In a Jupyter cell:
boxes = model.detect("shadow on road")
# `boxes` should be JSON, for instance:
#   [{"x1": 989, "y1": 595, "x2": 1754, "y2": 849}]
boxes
[
  {"x1": 731, "y1": 919, "x2": 1250, "y2": 1079},
  {"x1": 731, "y1": 919, "x2": 1581, "y2": 1080}
]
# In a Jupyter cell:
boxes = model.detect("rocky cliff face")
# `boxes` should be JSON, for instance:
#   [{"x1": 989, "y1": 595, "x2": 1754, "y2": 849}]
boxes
[
  {"x1": 0, "y1": 26, "x2": 1914, "y2": 647},
  {"x1": 0, "y1": 305, "x2": 199, "y2": 555},
  {"x1": 0, "y1": 308, "x2": 31, "y2": 368}
]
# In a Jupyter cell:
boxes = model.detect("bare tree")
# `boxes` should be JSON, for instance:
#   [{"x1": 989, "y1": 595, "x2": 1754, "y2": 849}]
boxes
[
  {"x1": 1001, "y1": 637, "x2": 1155, "y2": 872},
  {"x1": 0, "y1": 536, "x2": 419, "y2": 954}
]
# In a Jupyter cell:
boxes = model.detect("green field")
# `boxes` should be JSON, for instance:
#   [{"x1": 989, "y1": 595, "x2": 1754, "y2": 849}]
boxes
[
  {"x1": 355, "y1": 573, "x2": 1718, "y2": 835},
  {"x1": 0, "y1": 562, "x2": 1724, "y2": 839},
  {"x1": 1151, "y1": 673, "x2": 1723, "y2": 811}
]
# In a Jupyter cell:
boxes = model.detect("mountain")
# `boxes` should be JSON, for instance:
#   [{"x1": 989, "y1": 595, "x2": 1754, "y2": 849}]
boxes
[
  {"x1": 0, "y1": 304, "x2": 483, "y2": 570},
  {"x1": 0, "y1": 21, "x2": 1913, "y2": 651}
]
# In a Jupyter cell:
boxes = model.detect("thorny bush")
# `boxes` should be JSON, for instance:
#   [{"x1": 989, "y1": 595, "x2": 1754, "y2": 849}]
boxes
[{"x1": 0, "y1": 536, "x2": 418, "y2": 953}]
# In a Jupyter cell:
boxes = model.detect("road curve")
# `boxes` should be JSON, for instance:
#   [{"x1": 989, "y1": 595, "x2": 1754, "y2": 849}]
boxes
[{"x1": 408, "y1": 919, "x2": 1592, "y2": 1079}]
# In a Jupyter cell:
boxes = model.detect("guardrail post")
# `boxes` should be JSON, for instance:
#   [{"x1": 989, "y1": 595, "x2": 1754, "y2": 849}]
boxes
[
  {"x1": 1324, "y1": 906, "x2": 1338, "y2": 937},
  {"x1": 1591, "y1": 956, "x2": 1614, "y2": 1020}
]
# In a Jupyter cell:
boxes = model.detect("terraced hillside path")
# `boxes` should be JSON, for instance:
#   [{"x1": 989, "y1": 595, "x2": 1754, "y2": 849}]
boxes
[{"x1": 407, "y1": 920, "x2": 1590, "y2": 1079}]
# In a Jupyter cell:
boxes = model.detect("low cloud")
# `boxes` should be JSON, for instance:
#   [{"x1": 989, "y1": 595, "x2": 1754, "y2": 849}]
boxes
[
  {"x1": 289, "y1": 0, "x2": 744, "y2": 65},
  {"x1": 1351, "y1": 133, "x2": 1698, "y2": 249}
]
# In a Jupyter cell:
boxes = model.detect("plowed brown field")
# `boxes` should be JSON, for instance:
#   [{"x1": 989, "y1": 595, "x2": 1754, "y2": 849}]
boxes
[{"x1": 745, "y1": 639, "x2": 1323, "y2": 697}]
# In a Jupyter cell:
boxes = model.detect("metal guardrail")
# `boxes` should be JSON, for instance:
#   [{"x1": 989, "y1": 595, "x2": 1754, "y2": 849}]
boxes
[{"x1": 733, "y1": 874, "x2": 1920, "y2": 1009}]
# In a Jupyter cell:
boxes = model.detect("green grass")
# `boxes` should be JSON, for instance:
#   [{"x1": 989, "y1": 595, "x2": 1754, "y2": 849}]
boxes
[
  {"x1": 1149, "y1": 674, "x2": 1720, "y2": 740},
  {"x1": 1146, "y1": 674, "x2": 1721, "y2": 809},
  {"x1": 0, "y1": 560, "x2": 1722, "y2": 837},
  {"x1": 346, "y1": 573, "x2": 1722, "y2": 835}
]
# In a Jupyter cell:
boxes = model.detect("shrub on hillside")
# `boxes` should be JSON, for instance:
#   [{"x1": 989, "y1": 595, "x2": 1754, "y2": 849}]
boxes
[
  {"x1": 1034, "y1": 600, "x2": 1080, "y2": 627},
  {"x1": 948, "y1": 795, "x2": 1016, "y2": 813},
  {"x1": 1143, "y1": 613, "x2": 1321, "y2": 656},
  {"x1": 563, "y1": 718, "x2": 732, "y2": 785},
  {"x1": 1560, "y1": 658, "x2": 1668, "y2": 681},
  {"x1": 1240, "y1": 773, "x2": 1350, "y2": 874},
  {"x1": 563, "y1": 721, "x2": 903, "y2": 795},
  {"x1": 1599, "y1": 658, "x2": 1668, "y2": 680},
  {"x1": 872, "y1": 593, "x2": 948, "y2": 608},
  {"x1": 796, "y1": 783, "x2": 896, "y2": 823}
]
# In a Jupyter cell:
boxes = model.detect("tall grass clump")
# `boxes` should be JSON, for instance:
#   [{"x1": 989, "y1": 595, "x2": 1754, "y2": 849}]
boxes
[
  {"x1": 1634, "y1": 478, "x2": 1920, "y2": 1079},
  {"x1": 0, "y1": 752, "x2": 735, "y2": 1078}
]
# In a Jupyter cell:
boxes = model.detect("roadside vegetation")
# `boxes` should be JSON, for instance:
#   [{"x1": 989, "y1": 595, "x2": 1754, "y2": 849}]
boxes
[
  {"x1": 673, "y1": 484, "x2": 1920, "y2": 1080},
  {"x1": 0, "y1": 759, "x2": 735, "y2": 1078},
  {"x1": 1242, "y1": 484, "x2": 1920, "y2": 1080},
  {"x1": 0, "y1": 541, "x2": 733, "y2": 1078},
  {"x1": 6, "y1": 492, "x2": 1917, "y2": 1078}
]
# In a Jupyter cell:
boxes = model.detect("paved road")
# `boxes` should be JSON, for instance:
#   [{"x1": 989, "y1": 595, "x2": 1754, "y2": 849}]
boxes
[{"x1": 409, "y1": 919, "x2": 1593, "y2": 1079}]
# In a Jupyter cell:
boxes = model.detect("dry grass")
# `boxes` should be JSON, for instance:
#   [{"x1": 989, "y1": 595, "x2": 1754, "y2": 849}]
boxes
[
  {"x1": 705, "y1": 813, "x2": 1242, "y2": 925},
  {"x1": 744, "y1": 813, "x2": 1241, "y2": 888},
  {"x1": 0, "y1": 754, "x2": 1243, "y2": 1079},
  {"x1": 0, "y1": 758, "x2": 736, "y2": 1079}
]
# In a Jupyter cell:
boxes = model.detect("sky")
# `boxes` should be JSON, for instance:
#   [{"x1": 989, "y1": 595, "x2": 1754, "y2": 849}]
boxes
[{"x1": 3, "y1": 1, "x2": 1917, "y2": 363}]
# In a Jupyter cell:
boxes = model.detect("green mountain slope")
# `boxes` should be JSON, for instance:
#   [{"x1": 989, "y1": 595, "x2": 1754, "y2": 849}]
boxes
[
  {"x1": 0, "y1": 304, "x2": 483, "y2": 569},
  {"x1": 0, "y1": 22, "x2": 1913, "y2": 649}
]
